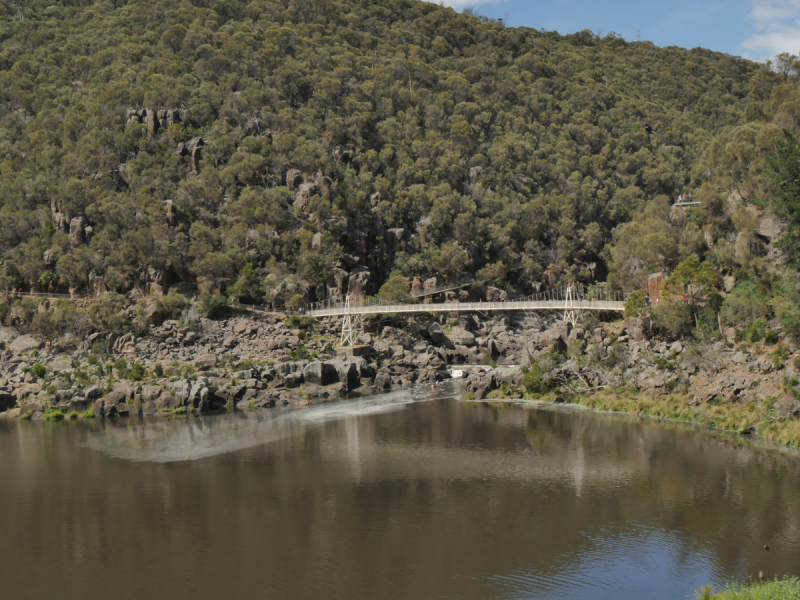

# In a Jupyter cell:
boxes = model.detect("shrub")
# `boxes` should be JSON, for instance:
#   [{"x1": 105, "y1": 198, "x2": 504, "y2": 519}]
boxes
[
  {"x1": 128, "y1": 362, "x2": 145, "y2": 381},
  {"x1": 290, "y1": 345, "x2": 309, "y2": 361},
  {"x1": 30, "y1": 363, "x2": 47, "y2": 378},
  {"x1": 154, "y1": 364, "x2": 164, "y2": 377},
  {"x1": 773, "y1": 345, "x2": 789, "y2": 370},
  {"x1": 653, "y1": 302, "x2": 694, "y2": 339},
  {"x1": 521, "y1": 358, "x2": 557, "y2": 396},
  {"x1": 745, "y1": 318, "x2": 767, "y2": 343},
  {"x1": 158, "y1": 289, "x2": 189, "y2": 317},
  {"x1": 377, "y1": 272, "x2": 411, "y2": 302},
  {"x1": 288, "y1": 293, "x2": 305, "y2": 311},
  {"x1": 286, "y1": 315, "x2": 315, "y2": 329},
  {"x1": 198, "y1": 292, "x2": 229, "y2": 318},
  {"x1": 780, "y1": 306, "x2": 800, "y2": 340},
  {"x1": 91, "y1": 338, "x2": 109, "y2": 355},
  {"x1": 722, "y1": 280, "x2": 771, "y2": 329},
  {"x1": 43, "y1": 410, "x2": 65, "y2": 421},
  {"x1": 624, "y1": 290, "x2": 649, "y2": 318}
]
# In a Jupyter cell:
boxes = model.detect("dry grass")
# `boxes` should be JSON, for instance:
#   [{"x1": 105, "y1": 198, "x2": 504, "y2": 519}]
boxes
[{"x1": 542, "y1": 390, "x2": 800, "y2": 448}]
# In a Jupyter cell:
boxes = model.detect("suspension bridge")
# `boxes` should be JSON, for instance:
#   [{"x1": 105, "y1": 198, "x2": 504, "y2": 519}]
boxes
[{"x1": 302, "y1": 285, "x2": 630, "y2": 346}]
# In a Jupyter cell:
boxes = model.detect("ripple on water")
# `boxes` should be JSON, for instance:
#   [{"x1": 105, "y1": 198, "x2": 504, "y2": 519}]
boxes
[{"x1": 485, "y1": 526, "x2": 729, "y2": 600}]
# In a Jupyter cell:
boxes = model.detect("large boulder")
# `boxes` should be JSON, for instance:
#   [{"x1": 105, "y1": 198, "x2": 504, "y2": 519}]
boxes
[
  {"x1": 293, "y1": 182, "x2": 318, "y2": 213},
  {"x1": 494, "y1": 366, "x2": 522, "y2": 387},
  {"x1": 285, "y1": 169, "x2": 304, "y2": 190},
  {"x1": 141, "y1": 385, "x2": 163, "y2": 403},
  {"x1": 69, "y1": 216, "x2": 86, "y2": 246},
  {"x1": 49, "y1": 359, "x2": 73, "y2": 372},
  {"x1": 333, "y1": 145, "x2": 356, "y2": 163},
  {"x1": 10, "y1": 335, "x2": 42, "y2": 354},
  {"x1": 328, "y1": 267, "x2": 349, "y2": 300},
  {"x1": 176, "y1": 137, "x2": 206, "y2": 174},
  {"x1": 330, "y1": 359, "x2": 364, "y2": 390},
  {"x1": 450, "y1": 328, "x2": 476, "y2": 347},
  {"x1": 428, "y1": 322, "x2": 445, "y2": 344},
  {"x1": 194, "y1": 354, "x2": 217, "y2": 369},
  {"x1": 423, "y1": 277, "x2": 439, "y2": 292},
  {"x1": 485, "y1": 286, "x2": 508, "y2": 302},
  {"x1": 84, "y1": 385, "x2": 104, "y2": 403},
  {"x1": 543, "y1": 321, "x2": 572, "y2": 346},
  {"x1": 348, "y1": 267, "x2": 372, "y2": 297},
  {"x1": 302, "y1": 361, "x2": 339, "y2": 386}
]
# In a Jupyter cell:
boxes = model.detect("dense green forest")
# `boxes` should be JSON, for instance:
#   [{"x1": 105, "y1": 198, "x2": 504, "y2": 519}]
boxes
[{"x1": 0, "y1": 0, "x2": 799, "y2": 322}]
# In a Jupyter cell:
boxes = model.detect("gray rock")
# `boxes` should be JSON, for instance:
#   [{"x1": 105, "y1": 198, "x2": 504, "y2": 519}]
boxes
[
  {"x1": 543, "y1": 322, "x2": 571, "y2": 345},
  {"x1": 375, "y1": 372, "x2": 391, "y2": 390},
  {"x1": 302, "y1": 361, "x2": 339, "y2": 386},
  {"x1": 49, "y1": 359, "x2": 73, "y2": 372},
  {"x1": 451, "y1": 328, "x2": 476, "y2": 347},
  {"x1": 104, "y1": 390, "x2": 127, "y2": 405},
  {"x1": 10, "y1": 335, "x2": 42, "y2": 354},
  {"x1": 485, "y1": 286, "x2": 508, "y2": 302},
  {"x1": 194, "y1": 354, "x2": 217, "y2": 369},
  {"x1": 494, "y1": 366, "x2": 522, "y2": 387},
  {"x1": 84, "y1": 385, "x2": 103, "y2": 402},
  {"x1": 69, "y1": 216, "x2": 86, "y2": 246},
  {"x1": 428, "y1": 322, "x2": 445, "y2": 344},
  {"x1": 284, "y1": 372, "x2": 303, "y2": 388},
  {"x1": 141, "y1": 385, "x2": 163, "y2": 403}
]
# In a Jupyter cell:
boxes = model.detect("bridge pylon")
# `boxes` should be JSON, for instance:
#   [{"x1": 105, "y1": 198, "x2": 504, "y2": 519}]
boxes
[
  {"x1": 340, "y1": 294, "x2": 364, "y2": 346},
  {"x1": 563, "y1": 284, "x2": 578, "y2": 327}
]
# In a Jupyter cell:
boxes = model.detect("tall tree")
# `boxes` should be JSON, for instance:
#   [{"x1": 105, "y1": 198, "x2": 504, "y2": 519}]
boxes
[{"x1": 767, "y1": 130, "x2": 800, "y2": 265}]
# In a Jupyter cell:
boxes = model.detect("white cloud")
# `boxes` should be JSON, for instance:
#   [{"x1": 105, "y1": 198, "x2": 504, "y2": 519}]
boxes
[{"x1": 741, "y1": 0, "x2": 800, "y2": 60}]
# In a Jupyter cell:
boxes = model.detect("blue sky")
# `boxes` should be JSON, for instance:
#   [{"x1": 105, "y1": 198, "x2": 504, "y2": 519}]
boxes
[{"x1": 428, "y1": 0, "x2": 800, "y2": 62}]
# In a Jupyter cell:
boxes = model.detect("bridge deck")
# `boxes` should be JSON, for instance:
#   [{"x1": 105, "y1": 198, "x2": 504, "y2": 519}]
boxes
[{"x1": 306, "y1": 299, "x2": 625, "y2": 318}]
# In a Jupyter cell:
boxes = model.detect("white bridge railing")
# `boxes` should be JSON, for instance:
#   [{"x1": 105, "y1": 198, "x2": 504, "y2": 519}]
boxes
[
  {"x1": 306, "y1": 298, "x2": 625, "y2": 318},
  {"x1": 304, "y1": 285, "x2": 629, "y2": 318}
]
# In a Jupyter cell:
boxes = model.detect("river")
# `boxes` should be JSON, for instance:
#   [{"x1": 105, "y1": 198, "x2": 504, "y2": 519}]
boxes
[{"x1": 1, "y1": 382, "x2": 799, "y2": 599}]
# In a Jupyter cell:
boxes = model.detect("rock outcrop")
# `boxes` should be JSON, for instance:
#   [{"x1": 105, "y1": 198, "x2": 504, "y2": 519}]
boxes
[{"x1": 176, "y1": 137, "x2": 207, "y2": 174}]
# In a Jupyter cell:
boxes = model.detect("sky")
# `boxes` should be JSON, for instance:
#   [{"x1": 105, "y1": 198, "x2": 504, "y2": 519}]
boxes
[{"x1": 427, "y1": 0, "x2": 800, "y2": 63}]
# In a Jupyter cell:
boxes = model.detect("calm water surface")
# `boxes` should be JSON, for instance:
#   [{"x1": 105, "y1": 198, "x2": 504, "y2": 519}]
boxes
[{"x1": 2, "y1": 384, "x2": 800, "y2": 600}]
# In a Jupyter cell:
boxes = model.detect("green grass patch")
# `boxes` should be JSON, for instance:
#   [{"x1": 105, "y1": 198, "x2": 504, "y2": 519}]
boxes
[
  {"x1": 43, "y1": 410, "x2": 65, "y2": 421},
  {"x1": 699, "y1": 576, "x2": 800, "y2": 599}
]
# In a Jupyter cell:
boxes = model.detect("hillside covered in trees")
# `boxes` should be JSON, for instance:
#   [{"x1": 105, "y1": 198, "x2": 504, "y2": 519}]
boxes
[{"x1": 0, "y1": 0, "x2": 799, "y2": 323}]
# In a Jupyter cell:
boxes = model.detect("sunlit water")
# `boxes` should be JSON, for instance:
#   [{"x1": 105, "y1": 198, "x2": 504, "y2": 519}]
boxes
[{"x1": 2, "y1": 382, "x2": 800, "y2": 600}]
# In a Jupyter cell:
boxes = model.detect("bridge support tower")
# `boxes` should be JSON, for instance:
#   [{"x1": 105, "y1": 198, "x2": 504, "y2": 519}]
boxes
[
  {"x1": 563, "y1": 284, "x2": 578, "y2": 327},
  {"x1": 340, "y1": 294, "x2": 364, "y2": 346}
]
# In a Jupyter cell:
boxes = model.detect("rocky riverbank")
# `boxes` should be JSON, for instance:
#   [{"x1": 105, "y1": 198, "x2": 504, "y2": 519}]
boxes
[{"x1": 0, "y1": 308, "x2": 796, "y2": 445}]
